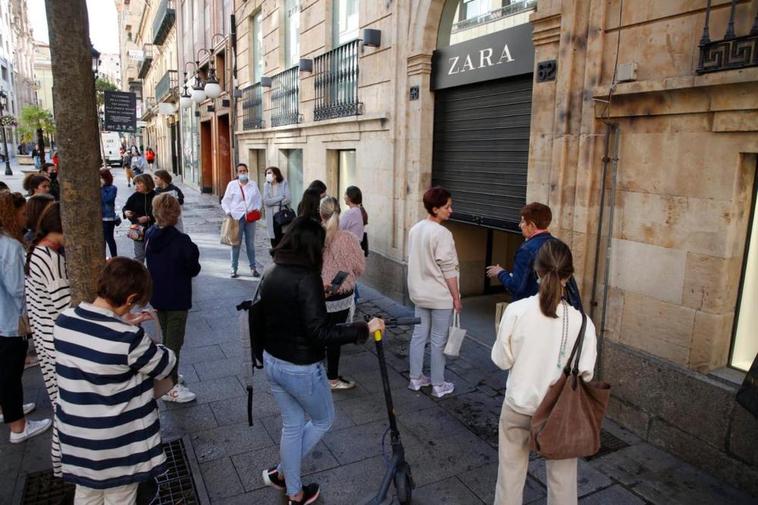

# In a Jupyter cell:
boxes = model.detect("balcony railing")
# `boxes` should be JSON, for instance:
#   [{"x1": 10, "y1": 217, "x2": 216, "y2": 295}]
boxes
[
  {"x1": 696, "y1": 0, "x2": 758, "y2": 74},
  {"x1": 156, "y1": 70, "x2": 178, "y2": 102},
  {"x1": 314, "y1": 39, "x2": 363, "y2": 121},
  {"x1": 141, "y1": 97, "x2": 156, "y2": 120},
  {"x1": 242, "y1": 83, "x2": 264, "y2": 129},
  {"x1": 271, "y1": 66, "x2": 301, "y2": 127},
  {"x1": 452, "y1": 0, "x2": 537, "y2": 33},
  {"x1": 137, "y1": 45, "x2": 153, "y2": 79},
  {"x1": 152, "y1": 0, "x2": 176, "y2": 46}
]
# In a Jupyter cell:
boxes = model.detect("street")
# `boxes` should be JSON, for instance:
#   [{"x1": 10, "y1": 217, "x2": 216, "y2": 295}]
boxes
[{"x1": 1, "y1": 163, "x2": 755, "y2": 505}]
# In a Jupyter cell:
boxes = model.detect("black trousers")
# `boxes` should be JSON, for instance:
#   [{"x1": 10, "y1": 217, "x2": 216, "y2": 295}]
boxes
[
  {"x1": 0, "y1": 337, "x2": 29, "y2": 424},
  {"x1": 325, "y1": 298, "x2": 353, "y2": 380},
  {"x1": 103, "y1": 220, "x2": 118, "y2": 257}
]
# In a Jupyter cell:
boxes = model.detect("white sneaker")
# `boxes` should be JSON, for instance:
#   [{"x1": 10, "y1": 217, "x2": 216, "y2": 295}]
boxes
[
  {"x1": 10, "y1": 418, "x2": 53, "y2": 444},
  {"x1": 432, "y1": 382, "x2": 455, "y2": 399},
  {"x1": 0, "y1": 402, "x2": 35, "y2": 423},
  {"x1": 408, "y1": 375, "x2": 432, "y2": 391},
  {"x1": 178, "y1": 374, "x2": 185, "y2": 385},
  {"x1": 161, "y1": 383, "x2": 196, "y2": 403}
]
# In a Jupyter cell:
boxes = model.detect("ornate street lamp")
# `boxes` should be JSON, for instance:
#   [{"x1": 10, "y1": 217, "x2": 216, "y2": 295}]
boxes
[
  {"x1": 0, "y1": 90, "x2": 12, "y2": 175},
  {"x1": 180, "y1": 62, "x2": 198, "y2": 109},
  {"x1": 91, "y1": 46, "x2": 101, "y2": 76}
]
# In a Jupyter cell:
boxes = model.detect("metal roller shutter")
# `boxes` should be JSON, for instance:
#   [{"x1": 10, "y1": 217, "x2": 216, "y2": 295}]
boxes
[{"x1": 432, "y1": 73, "x2": 533, "y2": 232}]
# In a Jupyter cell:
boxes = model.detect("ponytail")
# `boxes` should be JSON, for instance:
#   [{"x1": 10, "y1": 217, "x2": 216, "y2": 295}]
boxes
[
  {"x1": 319, "y1": 196, "x2": 341, "y2": 245},
  {"x1": 534, "y1": 239, "x2": 574, "y2": 318},
  {"x1": 25, "y1": 202, "x2": 62, "y2": 275}
]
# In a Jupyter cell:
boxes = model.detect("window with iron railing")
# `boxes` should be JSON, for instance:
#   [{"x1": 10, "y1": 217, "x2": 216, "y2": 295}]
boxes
[
  {"x1": 696, "y1": 0, "x2": 758, "y2": 74},
  {"x1": 313, "y1": 39, "x2": 362, "y2": 121},
  {"x1": 271, "y1": 66, "x2": 301, "y2": 127},
  {"x1": 242, "y1": 83, "x2": 263, "y2": 129}
]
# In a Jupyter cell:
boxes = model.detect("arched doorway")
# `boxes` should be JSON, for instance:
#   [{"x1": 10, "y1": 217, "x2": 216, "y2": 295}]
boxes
[{"x1": 431, "y1": 0, "x2": 537, "y2": 302}]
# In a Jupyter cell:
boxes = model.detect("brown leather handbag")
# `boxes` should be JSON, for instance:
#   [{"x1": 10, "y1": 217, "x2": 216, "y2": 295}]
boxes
[{"x1": 530, "y1": 312, "x2": 611, "y2": 460}]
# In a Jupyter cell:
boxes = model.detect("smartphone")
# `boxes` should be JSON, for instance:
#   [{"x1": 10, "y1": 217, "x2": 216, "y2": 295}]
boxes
[{"x1": 330, "y1": 271, "x2": 349, "y2": 290}]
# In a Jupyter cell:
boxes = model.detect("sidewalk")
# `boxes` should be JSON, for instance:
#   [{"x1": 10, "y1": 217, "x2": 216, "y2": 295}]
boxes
[{"x1": 1, "y1": 168, "x2": 756, "y2": 505}]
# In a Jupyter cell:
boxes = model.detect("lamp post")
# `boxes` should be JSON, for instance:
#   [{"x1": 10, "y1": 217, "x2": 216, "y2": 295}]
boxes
[{"x1": 0, "y1": 90, "x2": 12, "y2": 176}]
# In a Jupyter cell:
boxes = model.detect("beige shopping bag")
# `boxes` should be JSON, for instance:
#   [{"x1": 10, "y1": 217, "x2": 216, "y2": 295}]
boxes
[
  {"x1": 444, "y1": 312, "x2": 467, "y2": 357},
  {"x1": 220, "y1": 215, "x2": 241, "y2": 246}
]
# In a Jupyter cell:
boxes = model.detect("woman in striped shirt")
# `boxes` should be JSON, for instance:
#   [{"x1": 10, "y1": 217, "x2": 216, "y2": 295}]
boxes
[
  {"x1": 54, "y1": 257, "x2": 176, "y2": 504},
  {"x1": 25, "y1": 202, "x2": 70, "y2": 476}
]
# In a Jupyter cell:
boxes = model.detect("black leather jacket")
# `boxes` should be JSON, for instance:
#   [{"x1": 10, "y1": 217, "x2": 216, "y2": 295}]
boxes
[{"x1": 259, "y1": 261, "x2": 368, "y2": 365}]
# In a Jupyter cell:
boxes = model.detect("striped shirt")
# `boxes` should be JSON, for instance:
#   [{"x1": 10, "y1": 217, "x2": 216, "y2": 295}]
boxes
[
  {"x1": 26, "y1": 245, "x2": 70, "y2": 477},
  {"x1": 54, "y1": 303, "x2": 176, "y2": 489}
]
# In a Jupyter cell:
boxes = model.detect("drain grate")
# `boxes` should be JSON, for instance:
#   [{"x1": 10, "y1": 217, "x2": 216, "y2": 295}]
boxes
[
  {"x1": 21, "y1": 439, "x2": 202, "y2": 505},
  {"x1": 584, "y1": 430, "x2": 630, "y2": 461}
]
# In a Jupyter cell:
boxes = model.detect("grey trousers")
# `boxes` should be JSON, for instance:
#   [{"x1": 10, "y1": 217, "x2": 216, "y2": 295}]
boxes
[
  {"x1": 494, "y1": 404, "x2": 578, "y2": 505},
  {"x1": 408, "y1": 306, "x2": 452, "y2": 386}
]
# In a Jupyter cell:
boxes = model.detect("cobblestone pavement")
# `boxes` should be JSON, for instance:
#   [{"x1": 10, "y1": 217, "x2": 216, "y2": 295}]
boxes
[{"x1": 1, "y1": 164, "x2": 756, "y2": 505}]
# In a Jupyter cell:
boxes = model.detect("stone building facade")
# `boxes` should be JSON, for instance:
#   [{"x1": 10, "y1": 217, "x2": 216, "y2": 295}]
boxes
[{"x1": 233, "y1": 0, "x2": 758, "y2": 494}]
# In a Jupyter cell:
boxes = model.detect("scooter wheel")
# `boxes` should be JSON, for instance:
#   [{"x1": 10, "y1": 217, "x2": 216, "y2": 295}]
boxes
[{"x1": 394, "y1": 464, "x2": 413, "y2": 505}]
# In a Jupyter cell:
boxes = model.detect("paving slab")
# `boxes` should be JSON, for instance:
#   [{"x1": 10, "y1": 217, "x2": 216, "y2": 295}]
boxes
[
  {"x1": 412, "y1": 476, "x2": 487, "y2": 504},
  {"x1": 190, "y1": 421, "x2": 275, "y2": 464},
  {"x1": 199, "y1": 456, "x2": 245, "y2": 500},
  {"x1": 528, "y1": 457, "x2": 613, "y2": 498}
]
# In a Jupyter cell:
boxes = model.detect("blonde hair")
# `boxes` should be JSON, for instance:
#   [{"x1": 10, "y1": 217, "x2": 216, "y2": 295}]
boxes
[
  {"x1": 319, "y1": 196, "x2": 341, "y2": 245},
  {"x1": 152, "y1": 193, "x2": 181, "y2": 227}
]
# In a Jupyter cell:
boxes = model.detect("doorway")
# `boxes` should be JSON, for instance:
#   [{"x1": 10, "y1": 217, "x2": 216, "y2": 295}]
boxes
[
  {"x1": 200, "y1": 120, "x2": 213, "y2": 193},
  {"x1": 217, "y1": 114, "x2": 232, "y2": 195},
  {"x1": 170, "y1": 122, "x2": 179, "y2": 175}
]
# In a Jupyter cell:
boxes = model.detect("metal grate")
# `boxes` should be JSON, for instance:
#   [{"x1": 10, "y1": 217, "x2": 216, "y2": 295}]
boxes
[
  {"x1": 21, "y1": 439, "x2": 202, "y2": 505},
  {"x1": 584, "y1": 430, "x2": 630, "y2": 461},
  {"x1": 313, "y1": 39, "x2": 363, "y2": 121}
]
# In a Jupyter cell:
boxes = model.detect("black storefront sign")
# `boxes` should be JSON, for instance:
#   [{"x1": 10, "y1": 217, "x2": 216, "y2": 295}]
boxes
[
  {"x1": 431, "y1": 23, "x2": 534, "y2": 90},
  {"x1": 103, "y1": 91, "x2": 137, "y2": 133}
]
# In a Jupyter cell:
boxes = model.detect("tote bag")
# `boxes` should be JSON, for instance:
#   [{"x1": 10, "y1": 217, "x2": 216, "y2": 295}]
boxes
[
  {"x1": 220, "y1": 215, "x2": 241, "y2": 246},
  {"x1": 444, "y1": 312, "x2": 467, "y2": 357}
]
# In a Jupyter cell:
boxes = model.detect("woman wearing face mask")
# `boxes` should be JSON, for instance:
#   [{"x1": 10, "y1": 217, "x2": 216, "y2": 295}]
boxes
[
  {"x1": 25, "y1": 202, "x2": 70, "y2": 476},
  {"x1": 262, "y1": 166, "x2": 291, "y2": 248},
  {"x1": 221, "y1": 163, "x2": 262, "y2": 278}
]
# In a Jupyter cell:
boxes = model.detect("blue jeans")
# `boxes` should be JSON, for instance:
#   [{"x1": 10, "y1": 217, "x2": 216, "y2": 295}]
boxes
[
  {"x1": 263, "y1": 352, "x2": 335, "y2": 497},
  {"x1": 231, "y1": 217, "x2": 257, "y2": 272},
  {"x1": 409, "y1": 307, "x2": 453, "y2": 386}
]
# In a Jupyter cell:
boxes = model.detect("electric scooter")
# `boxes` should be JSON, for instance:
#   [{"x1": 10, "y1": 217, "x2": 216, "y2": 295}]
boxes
[{"x1": 362, "y1": 316, "x2": 421, "y2": 505}]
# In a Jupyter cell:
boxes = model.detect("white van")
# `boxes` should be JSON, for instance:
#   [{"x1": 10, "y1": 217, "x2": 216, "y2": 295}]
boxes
[{"x1": 101, "y1": 132, "x2": 123, "y2": 167}]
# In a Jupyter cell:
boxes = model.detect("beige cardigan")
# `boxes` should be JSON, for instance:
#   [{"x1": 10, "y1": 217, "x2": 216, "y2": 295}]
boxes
[{"x1": 406, "y1": 219, "x2": 459, "y2": 309}]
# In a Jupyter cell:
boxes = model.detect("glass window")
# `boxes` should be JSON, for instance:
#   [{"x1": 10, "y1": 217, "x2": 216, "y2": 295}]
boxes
[
  {"x1": 461, "y1": 0, "x2": 488, "y2": 20},
  {"x1": 732, "y1": 174, "x2": 758, "y2": 371},
  {"x1": 251, "y1": 11, "x2": 263, "y2": 82},
  {"x1": 285, "y1": 0, "x2": 300, "y2": 68},
  {"x1": 284, "y1": 149, "x2": 304, "y2": 210},
  {"x1": 183, "y1": 0, "x2": 192, "y2": 67},
  {"x1": 337, "y1": 150, "x2": 356, "y2": 203},
  {"x1": 333, "y1": 0, "x2": 359, "y2": 46}
]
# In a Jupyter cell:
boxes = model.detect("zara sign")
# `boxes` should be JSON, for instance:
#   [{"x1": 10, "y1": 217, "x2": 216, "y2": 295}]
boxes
[{"x1": 431, "y1": 23, "x2": 534, "y2": 90}]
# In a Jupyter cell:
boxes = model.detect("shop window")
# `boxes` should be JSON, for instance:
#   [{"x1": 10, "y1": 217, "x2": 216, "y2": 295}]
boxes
[
  {"x1": 337, "y1": 150, "x2": 357, "y2": 202},
  {"x1": 284, "y1": 0, "x2": 300, "y2": 69},
  {"x1": 333, "y1": 0, "x2": 359, "y2": 46},
  {"x1": 732, "y1": 162, "x2": 758, "y2": 372},
  {"x1": 283, "y1": 149, "x2": 304, "y2": 210}
]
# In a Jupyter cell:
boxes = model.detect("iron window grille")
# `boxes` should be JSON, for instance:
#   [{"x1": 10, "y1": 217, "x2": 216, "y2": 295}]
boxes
[
  {"x1": 242, "y1": 82, "x2": 264, "y2": 129},
  {"x1": 314, "y1": 39, "x2": 363, "y2": 121},
  {"x1": 153, "y1": 0, "x2": 176, "y2": 46},
  {"x1": 451, "y1": 0, "x2": 537, "y2": 34},
  {"x1": 271, "y1": 65, "x2": 301, "y2": 127},
  {"x1": 696, "y1": 0, "x2": 758, "y2": 74},
  {"x1": 156, "y1": 69, "x2": 178, "y2": 102}
]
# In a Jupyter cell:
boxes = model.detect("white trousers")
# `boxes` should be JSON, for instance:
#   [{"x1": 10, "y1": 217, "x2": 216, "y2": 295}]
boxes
[
  {"x1": 74, "y1": 483, "x2": 138, "y2": 505},
  {"x1": 494, "y1": 404, "x2": 578, "y2": 505}
]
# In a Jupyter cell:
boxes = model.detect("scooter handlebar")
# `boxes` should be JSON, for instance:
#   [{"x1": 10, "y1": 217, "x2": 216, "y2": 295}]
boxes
[{"x1": 387, "y1": 316, "x2": 421, "y2": 328}]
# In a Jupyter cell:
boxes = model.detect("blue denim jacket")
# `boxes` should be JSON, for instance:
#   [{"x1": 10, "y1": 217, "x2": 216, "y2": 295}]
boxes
[
  {"x1": 101, "y1": 185, "x2": 117, "y2": 220},
  {"x1": 497, "y1": 232, "x2": 554, "y2": 302},
  {"x1": 0, "y1": 234, "x2": 26, "y2": 337}
]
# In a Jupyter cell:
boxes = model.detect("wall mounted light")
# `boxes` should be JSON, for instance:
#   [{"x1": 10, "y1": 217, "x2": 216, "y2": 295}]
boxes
[
  {"x1": 299, "y1": 58, "x2": 313, "y2": 73},
  {"x1": 261, "y1": 76, "x2": 272, "y2": 88},
  {"x1": 362, "y1": 29, "x2": 381, "y2": 48}
]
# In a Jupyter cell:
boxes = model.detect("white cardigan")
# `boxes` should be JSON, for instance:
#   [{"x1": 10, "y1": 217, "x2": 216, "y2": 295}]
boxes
[
  {"x1": 491, "y1": 295, "x2": 598, "y2": 416},
  {"x1": 221, "y1": 179, "x2": 262, "y2": 220}
]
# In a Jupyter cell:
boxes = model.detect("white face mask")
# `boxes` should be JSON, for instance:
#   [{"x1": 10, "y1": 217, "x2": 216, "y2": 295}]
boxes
[
  {"x1": 265, "y1": 173, "x2": 274, "y2": 183},
  {"x1": 238, "y1": 173, "x2": 249, "y2": 182}
]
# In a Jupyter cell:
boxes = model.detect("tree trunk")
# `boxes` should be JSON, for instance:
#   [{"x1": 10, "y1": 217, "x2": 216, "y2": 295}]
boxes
[
  {"x1": 36, "y1": 127, "x2": 45, "y2": 163},
  {"x1": 45, "y1": 0, "x2": 104, "y2": 305}
]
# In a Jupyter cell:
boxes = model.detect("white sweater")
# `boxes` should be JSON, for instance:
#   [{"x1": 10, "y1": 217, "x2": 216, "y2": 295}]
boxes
[
  {"x1": 491, "y1": 295, "x2": 597, "y2": 416},
  {"x1": 407, "y1": 219, "x2": 459, "y2": 309}
]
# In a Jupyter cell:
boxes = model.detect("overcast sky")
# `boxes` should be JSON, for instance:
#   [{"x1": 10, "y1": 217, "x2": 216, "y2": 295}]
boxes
[{"x1": 26, "y1": 0, "x2": 120, "y2": 54}]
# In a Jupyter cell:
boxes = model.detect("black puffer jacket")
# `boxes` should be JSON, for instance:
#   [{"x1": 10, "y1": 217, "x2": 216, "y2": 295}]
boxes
[{"x1": 259, "y1": 258, "x2": 368, "y2": 365}]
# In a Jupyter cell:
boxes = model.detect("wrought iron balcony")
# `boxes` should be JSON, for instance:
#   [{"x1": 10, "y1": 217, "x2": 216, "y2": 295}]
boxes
[
  {"x1": 242, "y1": 83, "x2": 264, "y2": 129},
  {"x1": 156, "y1": 70, "x2": 178, "y2": 102},
  {"x1": 141, "y1": 97, "x2": 156, "y2": 120},
  {"x1": 128, "y1": 79, "x2": 143, "y2": 98},
  {"x1": 152, "y1": 0, "x2": 176, "y2": 46},
  {"x1": 271, "y1": 66, "x2": 301, "y2": 127},
  {"x1": 697, "y1": 0, "x2": 758, "y2": 74},
  {"x1": 137, "y1": 44, "x2": 153, "y2": 79},
  {"x1": 452, "y1": 0, "x2": 536, "y2": 34},
  {"x1": 314, "y1": 39, "x2": 363, "y2": 121}
]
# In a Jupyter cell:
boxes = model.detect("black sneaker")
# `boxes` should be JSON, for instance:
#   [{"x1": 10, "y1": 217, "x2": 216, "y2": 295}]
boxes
[
  {"x1": 230, "y1": 271, "x2": 239, "y2": 278},
  {"x1": 262, "y1": 467, "x2": 285, "y2": 491},
  {"x1": 251, "y1": 268, "x2": 261, "y2": 278},
  {"x1": 289, "y1": 483, "x2": 320, "y2": 505}
]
